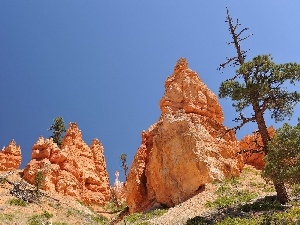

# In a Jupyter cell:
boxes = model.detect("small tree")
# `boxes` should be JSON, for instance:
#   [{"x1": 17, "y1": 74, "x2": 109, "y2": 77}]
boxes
[
  {"x1": 35, "y1": 171, "x2": 44, "y2": 197},
  {"x1": 48, "y1": 116, "x2": 66, "y2": 147},
  {"x1": 120, "y1": 154, "x2": 129, "y2": 178},
  {"x1": 219, "y1": 8, "x2": 300, "y2": 203},
  {"x1": 264, "y1": 121, "x2": 300, "y2": 186}
]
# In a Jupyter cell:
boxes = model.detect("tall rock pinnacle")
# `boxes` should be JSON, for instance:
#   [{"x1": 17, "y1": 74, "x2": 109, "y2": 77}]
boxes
[{"x1": 126, "y1": 58, "x2": 243, "y2": 213}]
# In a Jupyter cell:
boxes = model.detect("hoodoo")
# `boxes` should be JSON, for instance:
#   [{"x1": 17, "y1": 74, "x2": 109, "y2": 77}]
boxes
[
  {"x1": 23, "y1": 123, "x2": 111, "y2": 205},
  {"x1": 126, "y1": 58, "x2": 243, "y2": 213},
  {"x1": 0, "y1": 140, "x2": 22, "y2": 171}
]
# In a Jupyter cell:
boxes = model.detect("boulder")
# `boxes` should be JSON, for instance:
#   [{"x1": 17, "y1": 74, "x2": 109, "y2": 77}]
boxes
[
  {"x1": 239, "y1": 126, "x2": 275, "y2": 170},
  {"x1": 126, "y1": 58, "x2": 243, "y2": 213}
]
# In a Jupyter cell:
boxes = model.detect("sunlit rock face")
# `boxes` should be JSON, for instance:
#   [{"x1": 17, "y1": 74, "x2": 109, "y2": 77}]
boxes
[
  {"x1": 0, "y1": 140, "x2": 22, "y2": 171},
  {"x1": 239, "y1": 126, "x2": 275, "y2": 170},
  {"x1": 23, "y1": 123, "x2": 111, "y2": 205},
  {"x1": 126, "y1": 58, "x2": 243, "y2": 213}
]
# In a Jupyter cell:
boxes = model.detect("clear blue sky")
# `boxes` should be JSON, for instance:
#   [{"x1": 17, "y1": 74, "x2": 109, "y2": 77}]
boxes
[{"x1": 1, "y1": 1, "x2": 299, "y2": 182}]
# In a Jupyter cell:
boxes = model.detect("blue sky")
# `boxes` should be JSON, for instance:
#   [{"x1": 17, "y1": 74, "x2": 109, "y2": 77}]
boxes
[{"x1": 1, "y1": 1, "x2": 299, "y2": 182}]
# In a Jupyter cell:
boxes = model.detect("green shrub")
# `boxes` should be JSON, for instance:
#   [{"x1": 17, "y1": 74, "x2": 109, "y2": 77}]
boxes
[
  {"x1": 91, "y1": 214, "x2": 108, "y2": 224},
  {"x1": 186, "y1": 216, "x2": 212, "y2": 225},
  {"x1": 35, "y1": 171, "x2": 45, "y2": 194},
  {"x1": 28, "y1": 211, "x2": 53, "y2": 225},
  {"x1": 0, "y1": 177, "x2": 7, "y2": 184},
  {"x1": 0, "y1": 213, "x2": 14, "y2": 222},
  {"x1": 263, "y1": 122, "x2": 300, "y2": 185},
  {"x1": 240, "y1": 197, "x2": 284, "y2": 213},
  {"x1": 261, "y1": 207, "x2": 300, "y2": 225},
  {"x1": 8, "y1": 198, "x2": 28, "y2": 207},
  {"x1": 124, "y1": 209, "x2": 167, "y2": 224},
  {"x1": 206, "y1": 190, "x2": 257, "y2": 209},
  {"x1": 205, "y1": 175, "x2": 258, "y2": 209},
  {"x1": 104, "y1": 200, "x2": 127, "y2": 213},
  {"x1": 291, "y1": 183, "x2": 300, "y2": 197},
  {"x1": 125, "y1": 213, "x2": 144, "y2": 223},
  {"x1": 216, "y1": 217, "x2": 260, "y2": 225}
]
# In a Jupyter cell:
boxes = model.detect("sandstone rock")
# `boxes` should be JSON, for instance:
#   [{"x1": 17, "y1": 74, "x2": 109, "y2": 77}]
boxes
[
  {"x1": 0, "y1": 140, "x2": 22, "y2": 171},
  {"x1": 23, "y1": 123, "x2": 111, "y2": 205},
  {"x1": 126, "y1": 58, "x2": 243, "y2": 213},
  {"x1": 239, "y1": 126, "x2": 275, "y2": 170},
  {"x1": 160, "y1": 57, "x2": 224, "y2": 123}
]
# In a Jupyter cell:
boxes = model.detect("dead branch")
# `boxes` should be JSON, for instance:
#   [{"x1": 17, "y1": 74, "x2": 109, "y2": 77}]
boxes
[
  {"x1": 0, "y1": 171, "x2": 59, "y2": 204},
  {"x1": 218, "y1": 7, "x2": 252, "y2": 70}
]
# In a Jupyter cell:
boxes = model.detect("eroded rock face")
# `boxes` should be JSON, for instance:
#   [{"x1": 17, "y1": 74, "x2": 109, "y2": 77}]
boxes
[
  {"x1": 0, "y1": 140, "x2": 22, "y2": 171},
  {"x1": 239, "y1": 126, "x2": 275, "y2": 170},
  {"x1": 23, "y1": 123, "x2": 111, "y2": 205},
  {"x1": 126, "y1": 58, "x2": 243, "y2": 213},
  {"x1": 160, "y1": 57, "x2": 224, "y2": 123}
]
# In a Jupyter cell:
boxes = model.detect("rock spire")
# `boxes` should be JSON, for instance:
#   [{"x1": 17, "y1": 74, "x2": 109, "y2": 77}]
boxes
[{"x1": 126, "y1": 58, "x2": 243, "y2": 212}]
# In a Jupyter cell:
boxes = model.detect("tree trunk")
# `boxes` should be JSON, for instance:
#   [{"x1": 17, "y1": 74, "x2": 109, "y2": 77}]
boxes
[
  {"x1": 252, "y1": 102, "x2": 289, "y2": 204},
  {"x1": 252, "y1": 103, "x2": 270, "y2": 152},
  {"x1": 274, "y1": 181, "x2": 289, "y2": 204}
]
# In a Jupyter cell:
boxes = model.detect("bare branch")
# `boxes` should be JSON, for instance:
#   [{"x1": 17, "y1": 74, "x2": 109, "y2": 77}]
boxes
[
  {"x1": 219, "y1": 7, "x2": 252, "y2": 71},
  {"x1": 233, "y1": 113, "x2": 256, "y2": 130},
  {"x1": 217, "y1": 114, "x2": 256, "y2": 140}
]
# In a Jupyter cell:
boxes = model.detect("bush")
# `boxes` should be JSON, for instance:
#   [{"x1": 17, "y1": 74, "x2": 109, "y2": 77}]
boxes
[
  {"x1": 8, "y1": 198, "x2": 28, "y2": 207},
  {"x1": 205, "y1": 177, "x2": 257, "y2": 209},
  {"x1": 186, "y1": 216, "x2": 212, "y2": 225},
  {"x1": 240, "y1": 196, "x2": 284, "y2": 212},
  {"x1": 28, "y1": 211, "x2": 53, "y2": 225},
  {"x1": 263, "y1": 121, "x2": 300, "y2": 186},
  {"x1": 124, "y1": 209, "x2": 167, "y2": 224},
  {"x1": 91, "y1": 214, "x2": 108, "y2": 224}
]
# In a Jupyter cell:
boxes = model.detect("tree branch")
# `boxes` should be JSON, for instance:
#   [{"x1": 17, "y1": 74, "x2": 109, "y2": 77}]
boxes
[
  {"x1": 217, "y1": 114, "x2": 256, "y2": 140},
  {"x1": 218, "y1": 7, "x2": 251, "y2": 71}
]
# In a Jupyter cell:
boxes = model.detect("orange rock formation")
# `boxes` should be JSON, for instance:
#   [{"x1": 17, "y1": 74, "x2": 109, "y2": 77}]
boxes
[
  {"x1": 0, "y1": 140, "x2": 22, "y2": 171},
  {"x1": 126, "y1": 58, "x2": 243, "y2": 213},
  {"x1": 23, "y1": 123, "x2": 111, "y2": 205},
  {"x1": 239, "y1": 126, "x2": 275, "y2": 170}
]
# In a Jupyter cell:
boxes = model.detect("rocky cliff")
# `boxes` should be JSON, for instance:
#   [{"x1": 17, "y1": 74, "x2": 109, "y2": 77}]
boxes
[
  {"x1": 239, "y1": 126, "x2": 275, "y2": 170},
  {"x1": 126, "y1": 58, "x2": 243, "y2": 213},
  {"x1": 23, "y1": 123, "x2": 111, "y2": 205},
  {"x1": 0, "y1": 140, "x2": 22, "y2": 171}
]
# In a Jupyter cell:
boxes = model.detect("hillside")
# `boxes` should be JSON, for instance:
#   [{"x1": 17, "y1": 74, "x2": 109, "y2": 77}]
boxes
[
  {"x1": 120, "y1": 165, "x2": 300, "y2": 225},
  {"x1": 1, "y1": 165, "x2": 299, "y2": 225},
  {"x1": 0, "y1": 170, "x2": 114, "y2": 225}
]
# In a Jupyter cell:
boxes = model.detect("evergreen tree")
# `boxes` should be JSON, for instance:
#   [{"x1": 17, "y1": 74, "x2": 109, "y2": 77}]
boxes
[
  {"x1": 219, "y1": 8, "x2": 300, "y2": 203},
  {"x1": 34, "y1": 171, "x2": 44, "y2": 197},
  {"x1": 264, "y1": 120, "x2": 300, "y2": 185},
  {"x1": 48, "y1": 116, "x2": 66, "y2": 147},
  {"x1": 120, "y1": 153, "x2": 129, "y2": 178}
]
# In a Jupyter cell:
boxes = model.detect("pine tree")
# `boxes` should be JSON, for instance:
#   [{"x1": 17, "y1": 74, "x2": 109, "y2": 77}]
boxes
[
  {"x1": 120, "y1": 153, "x2": 129, "y2": 178},
  {"x1": 219, "y1": 8, "x2": 300, "y2": 203},
  {"x1": 48, "y1": 116, "x2": 66, "y2": 147}
]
